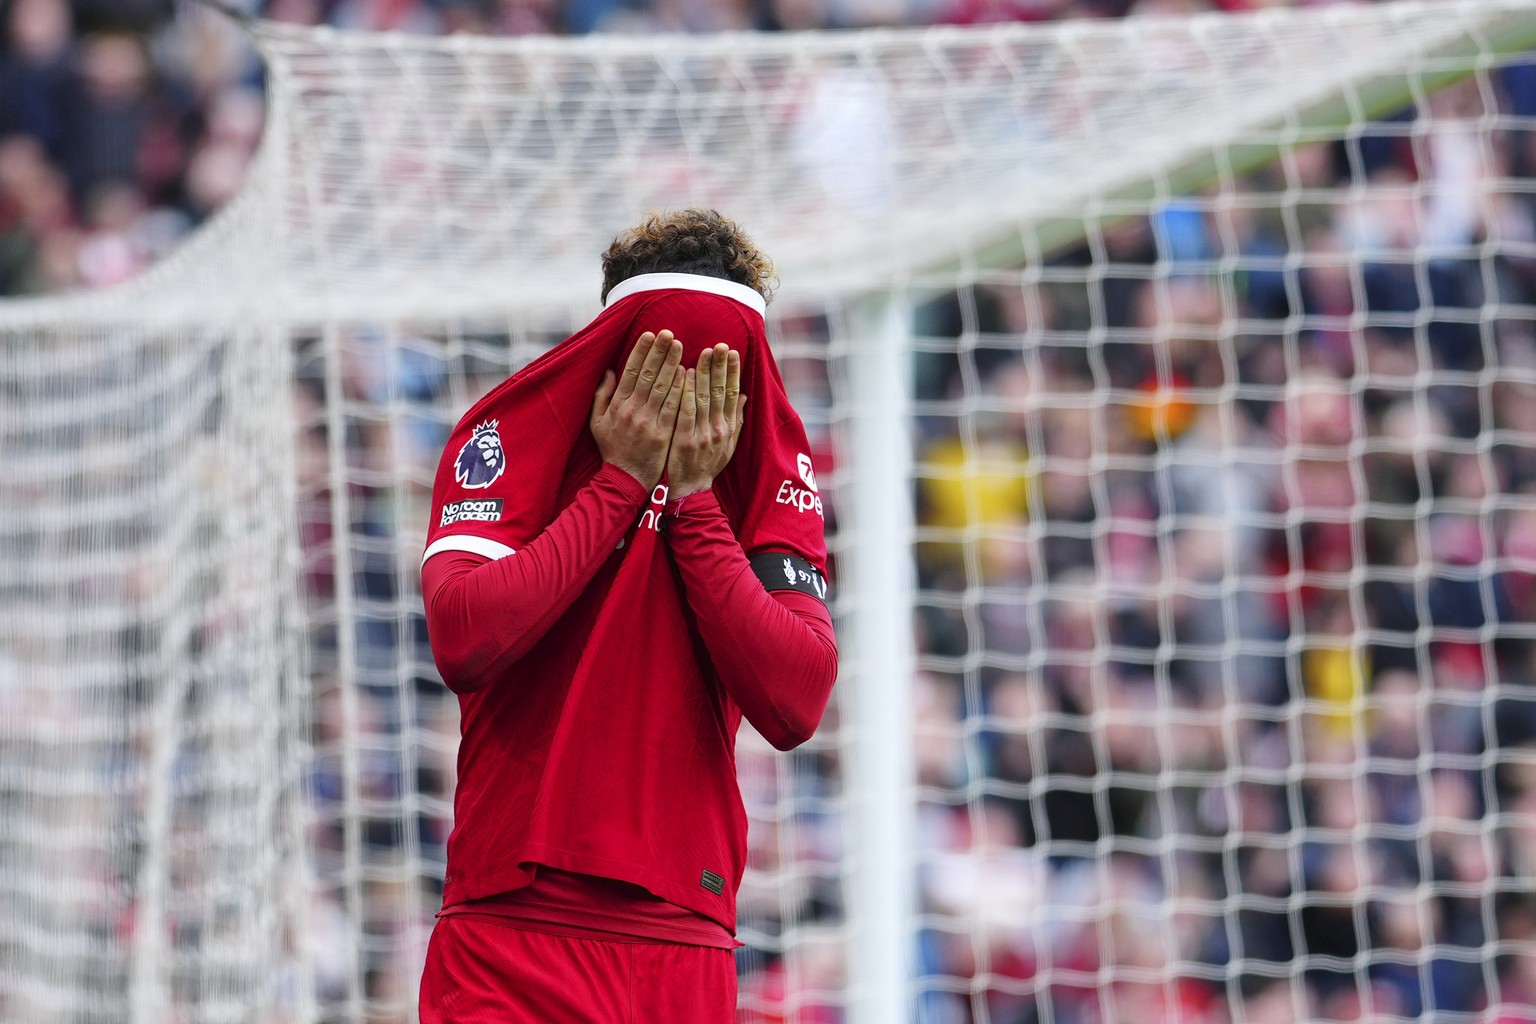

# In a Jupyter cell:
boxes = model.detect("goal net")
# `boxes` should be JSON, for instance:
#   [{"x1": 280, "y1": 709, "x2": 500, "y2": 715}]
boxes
[{"x1": 4, "y1": 2, "x2": 1536, "y2": 1021}]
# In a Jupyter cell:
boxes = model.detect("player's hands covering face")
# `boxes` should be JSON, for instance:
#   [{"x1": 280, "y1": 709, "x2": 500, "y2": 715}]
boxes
[
  {"x1": 666, "y1": 343, "x2": 745, "y2": 500},
  {"x1": 590, "y1": 330, "x2": 685, "y2": 489}
]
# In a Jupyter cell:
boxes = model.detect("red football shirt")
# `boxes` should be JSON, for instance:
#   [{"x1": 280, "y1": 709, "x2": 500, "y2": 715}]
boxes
[{"x1": 422, "y1": 274, "x2": 834, "y2": 931}]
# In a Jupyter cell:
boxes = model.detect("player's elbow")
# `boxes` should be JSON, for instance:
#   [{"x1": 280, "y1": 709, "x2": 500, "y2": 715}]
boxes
[
  {"x1": 424, "y1": 609, "x2": 495, "y2": 693},
  {"x1": 763, "y1": 668, "x2": 837, "y2": 751},
  {"x1": 764, "y1": 713, "x2": 820, "y2": 751},
  {"x1": 429, "y1": 619, "x2": 536, "y2": 694},
  {"x1": 432, "y1": 647, "x2": 488, "y2": 694}
]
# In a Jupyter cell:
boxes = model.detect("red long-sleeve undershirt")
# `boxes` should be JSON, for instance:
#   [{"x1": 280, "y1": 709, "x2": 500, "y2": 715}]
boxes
[
  {"x1": 665, "y1": 487, "x2": 837, "y2": 749},
  {"x1": 422, "y1": 462, "x2": 837, "y2": 750}
]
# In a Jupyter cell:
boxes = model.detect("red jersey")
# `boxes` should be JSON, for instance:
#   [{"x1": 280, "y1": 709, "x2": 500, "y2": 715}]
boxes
[{"x1": 421, "y1": 274, "x2": 835, "y2": 932}]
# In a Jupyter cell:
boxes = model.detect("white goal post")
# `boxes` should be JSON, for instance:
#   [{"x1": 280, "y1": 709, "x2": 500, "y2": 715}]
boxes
[{"x1": 4, "y1": 2, "x2": 1536, "y2": 1021}]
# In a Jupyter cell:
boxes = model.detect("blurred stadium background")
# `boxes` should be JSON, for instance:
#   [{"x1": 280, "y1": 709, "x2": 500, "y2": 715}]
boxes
[{"x1": 7, "y1": 1, "x2": 1536, "y2": 1022}]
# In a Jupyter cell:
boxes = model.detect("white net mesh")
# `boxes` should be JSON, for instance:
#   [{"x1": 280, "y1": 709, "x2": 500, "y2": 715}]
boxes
[
  {"x1": 4, "y1": 2, "x2": 1536, "y2": 1021},
  {"x1": 0, "y1": 317, "x2": 308, "y2": 1022}
]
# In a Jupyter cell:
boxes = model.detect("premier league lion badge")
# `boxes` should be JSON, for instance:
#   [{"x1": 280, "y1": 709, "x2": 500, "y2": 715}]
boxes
[{"x1": 454, "y1": 420, "x2": 506, "y2": 489}]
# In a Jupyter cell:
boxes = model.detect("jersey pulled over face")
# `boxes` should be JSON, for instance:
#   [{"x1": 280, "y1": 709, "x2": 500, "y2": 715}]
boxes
[
  {"x1": 422, "y1": 273, "x2": 829, "y2": 931},
  {"x1": 425, "y1": 274, "x2": 827, "y2": 569}
]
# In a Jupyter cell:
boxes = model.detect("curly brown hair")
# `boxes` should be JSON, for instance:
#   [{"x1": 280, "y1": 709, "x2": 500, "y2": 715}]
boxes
[{"x1": 600, "y1": 209, "x2": 777, "y2": 304}]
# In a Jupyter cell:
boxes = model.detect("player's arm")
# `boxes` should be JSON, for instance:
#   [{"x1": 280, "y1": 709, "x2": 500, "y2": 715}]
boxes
[
  {"x1": 665, "y1": 346, "x2": 838, "y2": 750},
  {"x1": 423, "y1": 331, "x2": 685, "y2": 693}
]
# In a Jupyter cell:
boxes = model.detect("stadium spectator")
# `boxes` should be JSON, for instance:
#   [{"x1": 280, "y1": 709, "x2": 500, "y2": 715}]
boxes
[
  {"x1": 0, "y1": 0, "x2": 72, "y2": 157},
  {"x1": 0, "y1": 134, "x2": 76, "y2": 293}
]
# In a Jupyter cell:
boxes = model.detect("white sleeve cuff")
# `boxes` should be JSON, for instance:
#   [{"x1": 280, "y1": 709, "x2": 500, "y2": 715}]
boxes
[{"x1": 422, "y1": 535, "x2": 517, "y2": 566}]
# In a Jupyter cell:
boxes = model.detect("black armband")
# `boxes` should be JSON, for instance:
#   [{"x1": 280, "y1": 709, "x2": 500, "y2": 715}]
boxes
[{"x1": 750, "y1": 552, "x2": 830, "y2": 604}]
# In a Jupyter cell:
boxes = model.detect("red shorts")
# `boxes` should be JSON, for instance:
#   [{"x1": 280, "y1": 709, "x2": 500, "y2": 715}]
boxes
[{"x1": 418, "y1": 914, "x2": 738, "y2": 1023}]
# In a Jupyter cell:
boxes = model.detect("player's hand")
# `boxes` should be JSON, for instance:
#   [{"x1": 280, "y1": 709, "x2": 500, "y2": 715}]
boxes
[
  {"x1": 590, "y1": 330, "x2": 685, "y2": 489},
  {"x1": 667, "y1": 343, "x2": 745, "y2": 500}
]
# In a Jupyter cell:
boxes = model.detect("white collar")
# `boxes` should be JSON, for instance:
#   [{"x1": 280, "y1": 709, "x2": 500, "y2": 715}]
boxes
[{"x1": 603, "y1": 273, "x2": 766, "y2": 316}]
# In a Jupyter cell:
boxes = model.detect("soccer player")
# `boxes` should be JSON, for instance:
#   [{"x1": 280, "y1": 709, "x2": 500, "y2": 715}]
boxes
[{"x1": 417, "y1": 209, "x2": 838, "y2": 1022}]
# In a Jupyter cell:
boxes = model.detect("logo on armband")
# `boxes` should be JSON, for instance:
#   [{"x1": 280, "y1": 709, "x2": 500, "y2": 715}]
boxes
[{"x1": 751, "y1": 552, "x2": 830, "y2": 603}]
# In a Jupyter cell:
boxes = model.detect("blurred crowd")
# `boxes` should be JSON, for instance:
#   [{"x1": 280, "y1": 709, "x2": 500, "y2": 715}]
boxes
[
  {"x1": 9, "y1": 2, "x2": 1536, "y2": 1024},
  {"x1": 0, "y1": 0, "x2": 264, "y2": 295},
  {"x1": 0, "y1": 0, "x2": 1393, "y2": 302},
  {"x1": 903, "y1": 78, "x2": 1536, "y2": 1023}
]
